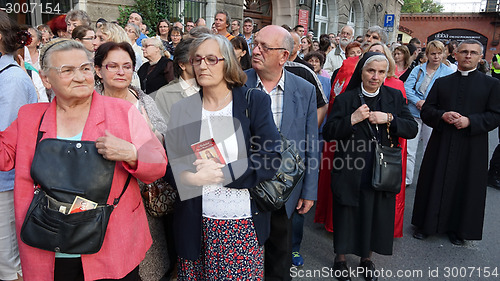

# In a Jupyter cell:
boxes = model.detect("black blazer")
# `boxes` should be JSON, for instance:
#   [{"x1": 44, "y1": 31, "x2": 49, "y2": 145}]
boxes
[
  {"x1": 137, "y1": 56, "x2": 174, "y2": 95},
  {"x1": 165, "y1": 86, "x2": 281, "y2": 260}
]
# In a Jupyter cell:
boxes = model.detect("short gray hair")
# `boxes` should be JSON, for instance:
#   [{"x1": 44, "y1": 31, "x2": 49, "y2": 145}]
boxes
[
  {"x1": 215, "y1": 10, "x2": 231, "y2": 26},
  {"x1": 125, "y1": 23, "x2": 140, "y2": 38},
  {"x1": 283, "y1": 32, "x2": 294, "y2": 53},
  {"x1": 243, "y1": 17, "x2": 254, "y2": 25},
  {"x1": 366, "y1": 25, "x2": 387, "y2": 44},
  {"x1": 39, "y1": 38, "x2": 91, "y2": 70},
  {"x1": 457, "y1": 39, "x2": 484, "y2": 54},
  {"x1": 65, "y1": 9, "x2": 91, "y2": 26},
  {"x1": 341, "y1": 25, "x2": 354, "y2": 36}
]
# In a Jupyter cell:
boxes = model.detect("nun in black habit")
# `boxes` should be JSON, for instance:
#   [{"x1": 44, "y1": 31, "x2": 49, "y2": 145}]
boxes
[{"x1": 323, "y1": 52, "x2": 417, "y2": 281}]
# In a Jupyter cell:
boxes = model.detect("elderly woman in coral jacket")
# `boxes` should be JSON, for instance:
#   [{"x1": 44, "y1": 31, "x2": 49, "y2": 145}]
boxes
[{"x1": 0, "y1": 38, "x2": 167, "y2": 281}]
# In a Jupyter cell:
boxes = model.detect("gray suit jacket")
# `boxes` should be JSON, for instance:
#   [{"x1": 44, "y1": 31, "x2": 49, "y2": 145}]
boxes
[{"x1": 245, "y1": 68, "x2": 319, "y2": 217}]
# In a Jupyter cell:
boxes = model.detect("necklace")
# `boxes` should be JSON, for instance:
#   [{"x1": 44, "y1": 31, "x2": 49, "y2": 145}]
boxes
[{"x1": 203, "y1": 90, "x2": 232, "y2": 111}]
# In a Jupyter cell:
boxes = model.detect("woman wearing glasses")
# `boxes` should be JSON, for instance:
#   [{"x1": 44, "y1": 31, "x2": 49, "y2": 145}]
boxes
[
  {"x1": 94, "y1": 41, "x2": 169, "y2": 281},
  {"x1": 165, "y1": 34, "x2": 281, "y2": 280},
  {"x1": 0, "y1": 38, "x2": 167, "y2": 280},
  {"x1": 71, "y1": 25, "x2": 95, "y2": 54},
  {"x1": 138, "y1": 37, "x2": 174, "y2": 98}
]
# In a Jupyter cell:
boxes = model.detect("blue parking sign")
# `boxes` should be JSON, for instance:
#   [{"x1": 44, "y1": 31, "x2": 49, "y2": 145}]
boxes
[{"x1": 384, "y1": 14, "x2": 394, "y2": 27}]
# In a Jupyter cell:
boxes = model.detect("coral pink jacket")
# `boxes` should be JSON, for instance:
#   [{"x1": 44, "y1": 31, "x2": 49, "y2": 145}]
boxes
[{"x1": 0, "y1": 92, "x2": 167, "y2": 281}]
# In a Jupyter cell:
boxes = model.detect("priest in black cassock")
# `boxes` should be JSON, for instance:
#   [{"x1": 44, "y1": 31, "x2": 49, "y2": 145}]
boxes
[{"x1": 411, "y1": 39, "x2": 500, "y2": 246}]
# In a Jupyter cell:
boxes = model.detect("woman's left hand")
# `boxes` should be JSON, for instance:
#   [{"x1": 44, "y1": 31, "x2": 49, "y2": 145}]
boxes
[
  {"x1": 96, "y1": 130, "x2": 137, "y2": 168},
  {"x1": 368, "y1": 111, "x2": 389, "y2": 124}
]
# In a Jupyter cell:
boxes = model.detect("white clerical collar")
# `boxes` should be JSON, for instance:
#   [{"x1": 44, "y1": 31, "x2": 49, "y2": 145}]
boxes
[
  {"x1": 361, "y1": 85, "x2": 380, "y2": 98},
  {"x1": 458, "y1": 68, "x2": 476, "y2": 76}
]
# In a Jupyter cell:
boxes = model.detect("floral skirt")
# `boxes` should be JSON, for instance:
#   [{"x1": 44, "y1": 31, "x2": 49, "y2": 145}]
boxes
[{"x1": 178, "y1": 217, "x2": 263, "y2": 281}]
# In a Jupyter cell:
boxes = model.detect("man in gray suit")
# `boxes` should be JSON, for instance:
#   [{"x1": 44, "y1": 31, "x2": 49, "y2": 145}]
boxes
[{"x1": 245, "y1": 25, "x2": 319, "y2": 281}]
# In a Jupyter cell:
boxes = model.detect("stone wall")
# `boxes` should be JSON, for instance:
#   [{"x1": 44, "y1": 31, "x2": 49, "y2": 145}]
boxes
[{"x1": 85, "y1": 0, "x2": 134, "y2": 22}]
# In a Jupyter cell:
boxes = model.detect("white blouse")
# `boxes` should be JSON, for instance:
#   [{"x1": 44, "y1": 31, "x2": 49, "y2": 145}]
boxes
[{"x1": 200, "y1": 101, "x2": 252, "y2": 219}]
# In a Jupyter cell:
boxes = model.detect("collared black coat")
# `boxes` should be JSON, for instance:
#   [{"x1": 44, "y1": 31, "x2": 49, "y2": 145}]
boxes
[
  {"x1": 323, "y1": 85, "x2": 417, "y2": 207},
  {"x1": 137, "y1": 56, "x2": 174, "y2": 96},
  {"x1": 412, "y1": 70, "x2": 500, "y2": 239}
]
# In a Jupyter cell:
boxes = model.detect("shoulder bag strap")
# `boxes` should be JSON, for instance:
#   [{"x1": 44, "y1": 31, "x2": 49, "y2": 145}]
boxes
[
  {"x1": 413, "y1": 68, "x2": 423, "y2": 92},
  {"x1": 34, "y1": 110, "x2": 131, "y2": 206},
  {"x1": 112, "y1": 174, "x2": 132, "y2": 206},
  {"x1": 244, "y1": 87, "x2": 254, "y2": 119},
  {"x1": 0, "y1": 64, "x2": 18, "y2": 74}
]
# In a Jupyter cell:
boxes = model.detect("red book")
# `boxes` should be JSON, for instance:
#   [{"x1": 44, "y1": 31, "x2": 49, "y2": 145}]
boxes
[{"x1": 191, "y1": 138, "x2": 225, "y2": 164}]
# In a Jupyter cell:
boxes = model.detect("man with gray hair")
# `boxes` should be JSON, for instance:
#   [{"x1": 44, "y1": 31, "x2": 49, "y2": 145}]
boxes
[
  {"x1": 245, "y1": 25, "x2": 318, "y2": 281},
  {"x1": 324, "y1": 25, "x2": 354, "y2": 75},
  {"x1": 412, "y1": 39, "x2": 500, "y2": 246},
  {"x1": 214, "y1": 10, "x2": 234, "y2": 40},
  {"x1": 364, "y1": 25, "x2": 388, "y2": 44},
  {"x1": 65, "y1": 9, "x2": 91, "y2": 35}
]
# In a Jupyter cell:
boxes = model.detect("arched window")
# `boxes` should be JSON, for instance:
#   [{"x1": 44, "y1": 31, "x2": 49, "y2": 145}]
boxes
[
  {"x1": 347, "y1": 0, "x2": 364, "y2": 37},
  {"x1": 314, "y1": 0, "x2": 328, "y2": 39}
]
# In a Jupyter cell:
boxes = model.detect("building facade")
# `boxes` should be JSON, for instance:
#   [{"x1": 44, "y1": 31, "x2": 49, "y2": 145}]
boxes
[
  {"x1": 399, "y1": 11, "x2": 500, "y2": 62},
  {"x1": 3, "y1": 0, "x2": 403, "y2": 42}
]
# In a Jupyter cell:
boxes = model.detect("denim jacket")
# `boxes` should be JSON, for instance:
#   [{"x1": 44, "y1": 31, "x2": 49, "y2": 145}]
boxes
[{"x1": 404, "y1": 62, "x2": 455, "y2": 118}]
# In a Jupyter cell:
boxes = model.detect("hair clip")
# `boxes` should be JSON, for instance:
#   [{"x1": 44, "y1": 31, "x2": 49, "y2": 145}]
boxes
[{"x1": 17, "y1": 30, "x2": 32, "y2": 47}]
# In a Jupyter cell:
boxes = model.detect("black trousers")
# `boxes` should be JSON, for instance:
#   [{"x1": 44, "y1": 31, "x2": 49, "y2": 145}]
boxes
[
  {"x1": 264, "y1": 207, "x2": 293, "y2": 281},
  {"x1": 54, "y1": 258, "x2": 139, "y2": 281}
]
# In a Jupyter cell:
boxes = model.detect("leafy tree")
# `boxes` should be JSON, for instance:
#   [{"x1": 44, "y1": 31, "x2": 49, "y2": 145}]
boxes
[
  {"x1": 117, "y1": 0, "x2": 180, "y2": 36},
  {"x1": 402, "y1": 0, "x2": 444, "y2": 13},
  {"x1": 422, "y1": 0, "x2": 444, "y2": 13}
]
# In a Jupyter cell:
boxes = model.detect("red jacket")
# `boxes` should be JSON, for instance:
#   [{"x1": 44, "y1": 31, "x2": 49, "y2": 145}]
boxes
[{"x1": 0, "y1": 92, "x2": 167, "y2": 281}]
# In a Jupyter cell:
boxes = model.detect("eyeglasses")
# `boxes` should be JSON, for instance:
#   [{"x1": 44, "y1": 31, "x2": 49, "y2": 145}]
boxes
[
  {"x1": 81, "y1": 36, "x2": 96, "y2": 41},
  {"x1": 46, "y1": 62, "x2": 94, "y2": 79},
  {"x1": 104, "y1": 63, "x2": 134, "y2": 73},
  {"x1": 190, "y1": 55, "x2": 225, "y2": 66},
  {"x1": 250, "y1": 42, "x2": 286, "y2": 53},
  {"x1": 457, "y1": 50, "x2": 481, "y2": 56}
]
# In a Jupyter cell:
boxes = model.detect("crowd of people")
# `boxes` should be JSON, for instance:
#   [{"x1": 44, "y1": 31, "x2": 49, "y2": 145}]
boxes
[{"x1": 1, "y1": 6, "x2": 500, "y2": 281}]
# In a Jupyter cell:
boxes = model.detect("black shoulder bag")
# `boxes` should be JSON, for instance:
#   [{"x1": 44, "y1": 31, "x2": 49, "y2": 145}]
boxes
[
  {"x1": 245, "y1": 88, "x2": 306, "y2": 212},
  {"x1": 20, "y1": 113, "x2": 132, "y2": 254},
  {"x1": 358, "y1": 92, "x2": 402, "y2": 193}
]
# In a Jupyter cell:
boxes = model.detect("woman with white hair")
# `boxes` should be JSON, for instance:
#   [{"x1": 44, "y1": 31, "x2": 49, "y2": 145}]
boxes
[
  {"x1": 138, "y1": 37, "x2": 174, "y2": 98},
  {"x1": 323, "y1": 52, "x2": 417, "y2": 281}
]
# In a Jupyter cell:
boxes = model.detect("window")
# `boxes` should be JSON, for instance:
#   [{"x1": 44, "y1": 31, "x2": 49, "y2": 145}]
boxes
[
  {"x1": 348, "y1": 5, "x2": 355, "y2": 26},
  {"x1": 157, "y1": 0, "x2": 206, "y2": 23},
  {"x1": 314, "y1": 0, "x2": 328, "y2": 39}
]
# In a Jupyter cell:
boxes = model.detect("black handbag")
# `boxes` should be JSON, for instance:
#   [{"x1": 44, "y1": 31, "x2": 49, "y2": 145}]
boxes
[
  {"x1": 20, "y1": 176, "x2": 130, "y2": 254},
  {"x1": 359, "y1": 93, "x2": 402, "y2": 193},
  {"x1": 245, "y1": 88, "x2": 306, "y2": 212},
  {"x1": 20, "y1": 114, "x2": 131, "y2": 254}
]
